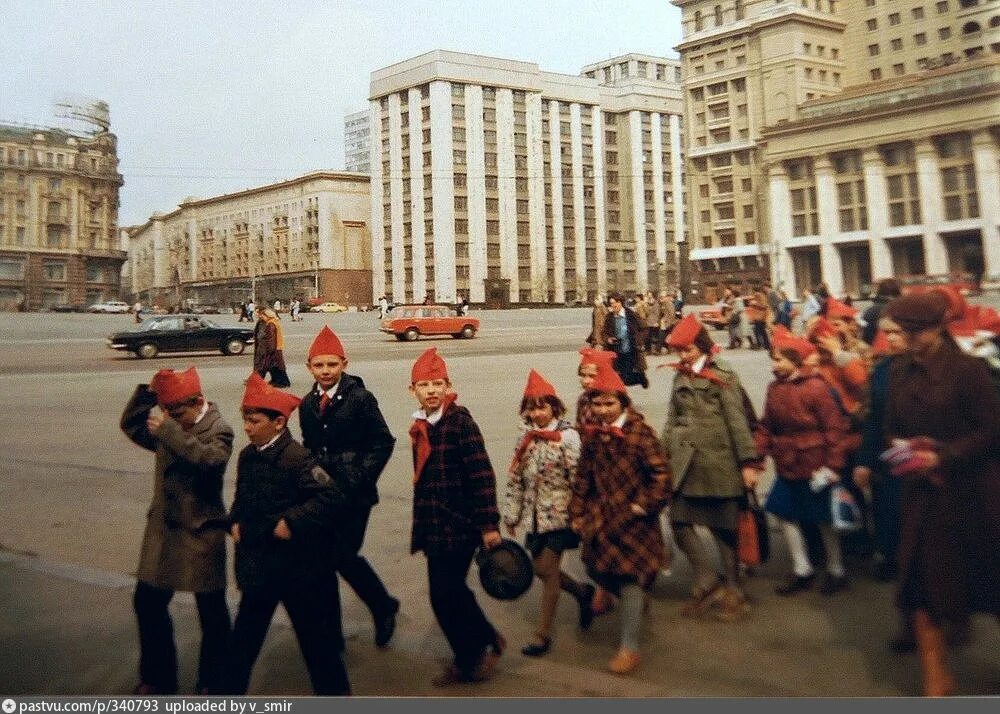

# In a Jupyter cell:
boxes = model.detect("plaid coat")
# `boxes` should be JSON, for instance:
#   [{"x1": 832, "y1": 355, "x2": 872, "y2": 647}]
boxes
[
  {"x1": 411, "y1": 402, "x2": 500, "y2": 556},
  {"x1": 569, "y1": 409, "x2": 672, "y2": 587}
]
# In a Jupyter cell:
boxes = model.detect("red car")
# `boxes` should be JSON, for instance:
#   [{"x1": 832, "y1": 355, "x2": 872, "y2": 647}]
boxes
[
  {"x1": 380, "y1": 304, "x2": 479, "y2": 341},
  {"x1": 899, "y1": 272, "x2": 978, "y2": 297}
]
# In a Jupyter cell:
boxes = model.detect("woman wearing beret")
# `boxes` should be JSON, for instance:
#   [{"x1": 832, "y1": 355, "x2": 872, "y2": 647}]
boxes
[{"x1": 880, "y1": 293, "x2": 1000, "y2": 696}]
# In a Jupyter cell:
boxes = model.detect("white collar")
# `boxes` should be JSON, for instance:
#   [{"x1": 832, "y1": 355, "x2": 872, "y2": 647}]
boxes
[
  {"x1": 194, "y1": 401, "x2": 210, "y2": 425},
  {"x1": 611, "y1": 411, "x2": 627, "y2": 429},
  {"x1": 526, "y1": 418, "x2": 559, "y2": 432},
  {"x1": 413, "y1": 405, "x2": 445, "y2": 426},
  {"x1": 691, "y1": 355, "x2": 708, "y2": 374},
  {"x1": 318, "y1": 380, "x2": 341, "y2": 399},
  {"x1": 257, "y1": 430, "x2": 284, "y2": 452}
]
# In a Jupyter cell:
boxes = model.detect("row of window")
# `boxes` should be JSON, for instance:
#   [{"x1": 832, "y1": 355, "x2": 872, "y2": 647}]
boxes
[{"x1": 0, "y1": 257, "x2": 110, "y2": 282}]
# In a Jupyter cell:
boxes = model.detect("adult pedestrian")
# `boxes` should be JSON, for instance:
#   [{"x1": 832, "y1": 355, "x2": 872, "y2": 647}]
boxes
[
  {"x1": 662, "y1": 314, "x2": 759, "y2": 620},
  {"x1": 643, "y1": 292, "x2": 661, "y2": 355},
  {"x1": 290, "y1": 298, "x2": 301, "y2": 322},
  {"x1": 861, "y1": 278, "x2": 901, "y2": 345},
  {"x1": 378, "y1": 295, "x2": 389, "y2": 319},
  {"x1": 134, "y1": 301, "x2": 143, "y2": 324},
  {"x1": 880, "y1": 293, "x2": 999, "y2": 696},
  {"x1": 253, "y1": 308, "x2": 291, "y2": 388},
  {"x1": 586, "y1": 295, "x2": 608, "y2": 348},
  {"x1": 119, "y1": 368, "x2": 233, "y2": 695},
  {"x1": 800, "y1": 288, "x2": 822, "y2": 327},
  {"x1": 600, "y1": 292, "x2": 649, "y2": 389}
]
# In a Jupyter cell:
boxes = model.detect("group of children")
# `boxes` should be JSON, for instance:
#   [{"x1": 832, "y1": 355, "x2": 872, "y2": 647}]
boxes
[{"x1": 120, "y1": 284, "x2": 999, "y2": 696}]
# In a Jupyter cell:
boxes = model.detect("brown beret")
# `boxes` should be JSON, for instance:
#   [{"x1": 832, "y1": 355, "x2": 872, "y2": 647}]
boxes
[{"x1": 884, "y1": 292, "x2": 948, "y2": 332}]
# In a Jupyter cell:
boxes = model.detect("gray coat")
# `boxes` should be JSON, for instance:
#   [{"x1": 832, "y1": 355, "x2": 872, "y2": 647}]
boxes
[
  {"x1": 662, "y1": 360, "x2": 756, "y2": 498},
  {"x1": 120, "y1": 385, "x2": 234, "y2": 592}
]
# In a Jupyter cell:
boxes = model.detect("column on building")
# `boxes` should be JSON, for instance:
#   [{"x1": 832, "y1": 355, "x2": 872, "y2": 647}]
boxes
[
  {"x1": 813, "y1": 156, "x2": 844, "y2": 297},
  {"x1": 628, "y1": 111, "x2": 648, "y2": 293},
  {"x1": 369, "y1": 100, "x2": 385, "y2": 301},
  {"x1": 186, "y1": 217, "x2": 199, "y2": 282},
  {"x1": 152, "y1": 218, "x2": 168, "y2": 294},
  {"x1": 464, "y1": 85, "x2": 487, "y2": 303},
  {"x1": 650, "y1": 112, "x2": 667, "y2": 278},
  {"x1": 526, "y1": 92, "x2": 547, "y2": 302},
  {"x1": 862, "y1": 147, "x2": 892, "y2": 280},
  {"x1": 387, "y1": 93, "x2": 408, "y2": 302},
  {"x1": 669, "y1": 114, "x2": 685, "y2": 266},
  {"x1": 971, "y1": 129, "x2": 1000, "y2": 282},
  {"x1": 429, "y1": 80, "x2": 456, "y2": 303},
  {"x1": 407, "y1": 89, "x2": 428, "y2": 303},
  {"x1": 914, "y1": 139, "x2": 948, "y2": 275},
  {"x1": 570, "y1": 103, "x2": 587, "y2": 299},
  {"x1": 591, "y1": 107, "x2": 608, "y2": 297},
  {"x1": 767, "y1": 163, "x2": 796, "y2": 299},
  {"x1": 548, "y1": 100, "x2": 566, "y2": 303},
  {"x1": 497, "y1": 88, "x2": 518, "y2": 301}
]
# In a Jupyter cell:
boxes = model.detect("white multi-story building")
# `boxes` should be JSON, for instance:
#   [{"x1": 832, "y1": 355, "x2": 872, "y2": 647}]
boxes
[
  {"x1": 368, "y1": 50, "x2": 686, "y2": 306},
  {"x1": 344, "y1": 110, "x2": 371, "y2": 173}
]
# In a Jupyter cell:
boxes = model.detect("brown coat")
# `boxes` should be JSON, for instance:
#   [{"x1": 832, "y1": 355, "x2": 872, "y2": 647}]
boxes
[
  {"x1": 120, "y1": 386, "x2": 234, "y2": 592},
  {"x1": 885, "y1": 341, "x2": 1000, "y2": 619},
  {"x1": 569, "y1": 409, "x2": 672, "y2": 587}
]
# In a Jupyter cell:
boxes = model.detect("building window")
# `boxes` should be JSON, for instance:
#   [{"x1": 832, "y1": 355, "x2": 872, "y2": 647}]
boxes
[
  {"x1": 881, "y1": 142, "x2": 921, "y2": 227},
  {"x1": 871, "y1": 68, "x2": 883, "y2": 80},
  {"x1": 912, "y1": 7, "x2": 925, "y2": 20},
  {"x1": 867, "y1": 18, "x2": 878, "y2": 31},
  {"x1": 43, "y1": 260, "x2": 66, "y2": 281},
  {"x1": 939, "y1": 26, "x2": 951, "y2": 39},
  {"x1": 935, "y1": 134, "x2": 979, "y2": 221},
  {"x1": 787, "y1": 159, "x2": 818, "y2": 237},
  {"x1": 893, "y1": 63, "x2": 905, "y2": 75},
  {"x1": 869, "y1": 44, "x2": 880, "y2": 56},
  {"x1": 889, "y1": 13, "x2": 901, "y2": 26},
  {"x1": 915, "y1": 32, "x2": 928, "y2": 45},
  {"x1": 86, "y1": 264, "x2": 104, "y2": 282},
  {"x1": 0, "y1": 257, "x2": 25, "y2": 279},
  {"x1": 891, "y1": 38, "x2": 903, "y2": 51},
  {"x1": 936, "y1": 0, "x2": 948, "y2": 11}
]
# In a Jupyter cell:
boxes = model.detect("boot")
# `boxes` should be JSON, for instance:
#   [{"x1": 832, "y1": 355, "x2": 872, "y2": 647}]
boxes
[
  {"x1": 713, "y1": 586, "x2": 749, "y2": 622},
  {"x1": 912, "y1": 610, "x2": 956, "y2": 697}
]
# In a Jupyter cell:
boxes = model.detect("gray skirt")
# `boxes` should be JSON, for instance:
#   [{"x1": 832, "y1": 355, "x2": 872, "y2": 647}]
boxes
[{"x1": 669, "y1": 494, "x2": 743, "y2": 531}]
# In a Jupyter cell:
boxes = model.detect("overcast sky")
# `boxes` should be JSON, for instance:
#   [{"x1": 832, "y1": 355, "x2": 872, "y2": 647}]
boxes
[{"x1": 1, "y1": 0, "x2": 682, "y2": 226}]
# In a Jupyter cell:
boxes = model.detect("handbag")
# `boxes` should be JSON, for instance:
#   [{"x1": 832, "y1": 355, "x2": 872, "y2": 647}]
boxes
[
  {"x1": 830, "y1": 484, "x2": 862, "y2": 533},
  {"x1": 737, "y1": 490, "x2": 770, "y2": 566}
]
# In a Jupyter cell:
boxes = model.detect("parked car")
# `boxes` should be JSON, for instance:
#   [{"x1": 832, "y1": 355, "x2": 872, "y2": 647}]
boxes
[
  {"x1": 50, "y1": 303, "x2": 86, "y2": 313},
  {"x1": 189, "y1": 304, "x2": 221, "y2": 314},
  {"x1": 899, "y1": 272, "x2": 978, "y2": 297},
  {"x1": 310, "y1": 301, "x2": 349, "y2": 313},
  {"x1": 107, "y1": 314, "x2": 255, "y2": 359},
  {"x1": 88, "y1": 300, "x2": 132, "y2": 314},
  {"x1": 380, "y1": 304, "x2": 479, "y2": 341}
]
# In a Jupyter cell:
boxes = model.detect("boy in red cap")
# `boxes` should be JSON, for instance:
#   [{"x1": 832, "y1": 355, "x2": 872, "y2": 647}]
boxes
[
  {"x1": 407, "y1": 348, "x2": 505, "y2": 686},
  {"x1": 569, "y1": 361, "x2": 672, "y2": 675},
  {"x1": 503, "y1": 369, "x2": 594, "y2": 657},
  {"x1": 119, "y1": 367, "x2": 233, "y2": 695},
  {"x1": 299, "y1": 326, "x2": 399, "y2": 649},
  {"x1": 754, "y1": 332, "x2": 850, "y2": 596},
  {"x1": 226, "y1": 373, "x2": 350, "y2": 695}
]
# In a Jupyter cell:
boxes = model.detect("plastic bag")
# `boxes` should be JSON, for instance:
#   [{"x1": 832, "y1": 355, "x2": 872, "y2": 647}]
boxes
[{"x1": 831, "y1": 484, "x2": 862, "y2": 533}]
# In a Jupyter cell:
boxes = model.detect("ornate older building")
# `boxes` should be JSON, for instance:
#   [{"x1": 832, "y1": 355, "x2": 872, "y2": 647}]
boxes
[
  {"x1": 369, "y1": 50, "x2": 686, "y2": 307},
  {"x1": 127, "y1": 172, "x2": 372, "y2": 310},
  {"x1": 673, "y1": 0, "x2": 999, "y2": 301},
  {"x1": 0, "y1": 109, "x2": 124, "y2": 310}
]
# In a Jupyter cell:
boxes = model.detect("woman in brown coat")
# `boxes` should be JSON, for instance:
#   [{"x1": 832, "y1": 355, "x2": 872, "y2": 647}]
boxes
[
  {"x1": 570, "y1": 362, "x2": 672, "y2": 675},
  {"x1": 881, "y1": 293, "x2": 1000, "y2": 696}
]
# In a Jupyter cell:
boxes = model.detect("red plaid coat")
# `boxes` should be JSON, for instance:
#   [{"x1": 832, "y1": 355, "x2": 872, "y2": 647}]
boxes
[
  {"x1": 410, "y1": 402, "x2": 500, "y2": 556},
  {"x1": 569, "y1": 409, "x2": 672, "y2": 586}
]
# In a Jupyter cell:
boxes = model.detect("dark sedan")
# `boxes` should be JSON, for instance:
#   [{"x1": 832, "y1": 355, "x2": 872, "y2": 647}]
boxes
[{"x1": 107, "y1": 314, "x2": 254, "y2": 359}]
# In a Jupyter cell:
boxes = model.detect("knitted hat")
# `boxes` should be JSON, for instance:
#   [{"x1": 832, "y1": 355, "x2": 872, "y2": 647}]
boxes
[
  {"x1": 241, "y1": 372, "x2": 301, "y2": 418},
  {"x1": 884, "y1": 293, "x2": 948, "y2": 332},
  {"x1": 411, "y1": 347, "x2": 449, "y2": 383},
  {"x1": 149, "y1": 367, "x2": 201, "y2": 407},
  {"x1": 308, "y1": 325, "x2": 346, "y2": 361},
  {"x1": 522, "y1": 369, "x2": 556, "y2": 399},
  {"x1": 773, "y1": 330, "x2": 817, "y2": 362}
]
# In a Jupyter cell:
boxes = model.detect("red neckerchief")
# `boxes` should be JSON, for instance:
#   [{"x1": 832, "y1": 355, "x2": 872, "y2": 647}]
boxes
[
  {"x1": 581, "y1": 423, "x2": 626, "y2": 439},
  {"x1": 409, "y1": 392, "x2": 458, "y2": 484},
  {"x1": 661, "y1": 361, "x2": 729, "y2": 387},
  {"x1": 508, "y1": 428, "x2": 563, "y2": 472}
]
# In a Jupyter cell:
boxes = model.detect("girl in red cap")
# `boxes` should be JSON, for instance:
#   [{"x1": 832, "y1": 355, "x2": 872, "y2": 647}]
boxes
[
  {"x1": 662, "y1": 314, "x2": 759, "y2": 621},
  {"x1": 569, "y1": 362, "x2": 672, "y2": 675},
  {"x1": 754, "y1": 332, "x2": 850, "y2": 596},
  {"x1": 503, "y1": 369, "x2": 594, "y2": 657},
  {"x1": 575, "y1": 347, "x2": 616, "y2": 428}
]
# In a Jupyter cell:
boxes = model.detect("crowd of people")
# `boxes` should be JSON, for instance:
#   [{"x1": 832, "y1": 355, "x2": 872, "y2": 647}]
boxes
[{"x1": 118, "y1": 278, "x2": 998, "y2": 697}]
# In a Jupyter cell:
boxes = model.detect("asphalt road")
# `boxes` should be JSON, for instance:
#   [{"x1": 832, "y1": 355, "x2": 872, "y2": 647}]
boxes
[{"x1": 1, "y1": 304, "x2": 998, "y2": 696}]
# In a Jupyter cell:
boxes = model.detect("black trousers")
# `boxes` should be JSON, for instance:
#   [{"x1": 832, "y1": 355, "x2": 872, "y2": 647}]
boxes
[
  {"x1": 226, "y1": 579, "x2": 350, "y2": 696},
  {"x1": 340, "y1": 554, "x2": 395, "y2": 617},
  {"x1": 133, "y1": 581, "x2": 230, "y2": 694},
  {"x1": 427, "y1": 548, "x2": 498, "y2": 676},
  {"x1": 752, "y1": 321, "x2": 771, "y2": 351}
]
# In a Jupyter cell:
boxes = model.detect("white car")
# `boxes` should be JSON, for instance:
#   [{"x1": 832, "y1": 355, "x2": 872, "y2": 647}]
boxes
[{"x1": 88, "y1": 300, "x2": 132, "y2": 314}]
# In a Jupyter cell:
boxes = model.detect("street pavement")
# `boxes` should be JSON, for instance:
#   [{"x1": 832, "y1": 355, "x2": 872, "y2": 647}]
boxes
[{"x1": 0, "y1": 303, "x2": 998, "y2": 696}]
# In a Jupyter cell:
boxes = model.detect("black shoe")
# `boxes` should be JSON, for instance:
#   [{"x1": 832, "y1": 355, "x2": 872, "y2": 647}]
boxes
[
  {"x1": 775, "y1": 573, "x2": 815, "y2": 596},
  {"x1": 374, "y1": 597, "x2": 400, "y2": 648},
  {"x1": 578, "y1": 584, "x2": 596, "y2": 630},
  {"x1": 521, "y1": 635, "x2": 552, "y2": 657},
  {"x1": 819, "y1": 574, "x2": 848, "y2": 595}
]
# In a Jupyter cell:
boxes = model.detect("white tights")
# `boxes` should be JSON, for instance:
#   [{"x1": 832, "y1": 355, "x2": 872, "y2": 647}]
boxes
[{"x1": 780, "y1": 519, "x2": 844, "y2": 578}]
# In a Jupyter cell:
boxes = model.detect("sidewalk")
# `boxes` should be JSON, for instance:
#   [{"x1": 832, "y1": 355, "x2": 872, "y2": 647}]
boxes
[{"x1": 3, "y1": 548, "x2": 998, "y2": 697}]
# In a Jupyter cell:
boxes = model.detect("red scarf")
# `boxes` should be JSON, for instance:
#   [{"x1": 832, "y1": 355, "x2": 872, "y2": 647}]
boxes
[
  {"x1": 581, "y1": 423, "x2": 625, "y2": 439},
  {"x1": 508, "y1": 428, "x2": 563, "y2": 472},
  {"x1": 660, "y1": 361, "x2": 729, "y2": 387},
  {"x1": 409, "y1": 392, "x2": 458, "y2": 483}
]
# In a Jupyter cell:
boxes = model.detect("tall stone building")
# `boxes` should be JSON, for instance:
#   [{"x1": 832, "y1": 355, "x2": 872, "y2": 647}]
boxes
[
  {"x1": 344, "y1": 110, "x2": 371, "y2": 173},
  {"x1": 127, "y1": 171, "x2": 372, "y2": 309},
  {"x1": 368, "y1": 50, "x2": 686, "y2": 306},
  {"x1": 673, "y1": 0, "x2": 999, "y2": 301},
  {"x1": 0, "y1": 107, "x2": 124, "y2": 310}
]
